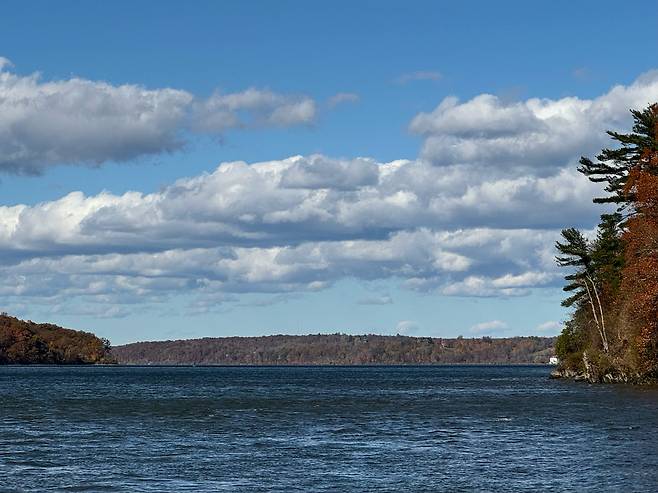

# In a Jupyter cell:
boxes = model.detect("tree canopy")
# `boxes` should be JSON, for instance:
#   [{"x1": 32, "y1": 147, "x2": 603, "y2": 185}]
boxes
[{"x1": 556, "y1": 104, "x2": 658, "y2": 382}]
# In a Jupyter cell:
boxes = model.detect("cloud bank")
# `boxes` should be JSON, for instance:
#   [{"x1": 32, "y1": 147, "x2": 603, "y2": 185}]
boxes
[
  {"x1": 0, "y1": 154, "x2": 587, "y2": 313},
  {"x1": 2, "y1": 70, "x2": 658, "y2": 317}
]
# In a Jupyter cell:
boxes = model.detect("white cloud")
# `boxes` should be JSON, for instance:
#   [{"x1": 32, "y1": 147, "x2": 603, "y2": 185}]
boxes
[
  {"x1": 0, "y1": 150, "x2": 596, "y2": 314},
  {"x1": 410, "y1": 71, "x2": 658, "y2": 174},
  {"x1": 192, "y1": 88, "x2": 316, "y2": 132},
  {"x1": 0, "y1": 64, "x2": 192, "y2": 174},
  {"x1": 3, "y1": 71, "x2": 658, "y2": 317},
  {"x1": 0, "y1": 57, "x2": 13, "y2": 70},
  {"x1": 279, "y1": 155, "x2": 379, "y2": 190},
  {"x1": 0, "y1": 60, "x2": 319, "y2": 173},
  {"x1": 470, "y1": 320, "x2": 508, "y2": 334},
  {"x1": 0, "y1": 155, "x2": 601, "y2": 259},
  {"x1": 441, "y1": 272, "x2": 555, "y2": 297},
  {"x1": 536, "y1": 321, "x2": 562, "y2": 334}
]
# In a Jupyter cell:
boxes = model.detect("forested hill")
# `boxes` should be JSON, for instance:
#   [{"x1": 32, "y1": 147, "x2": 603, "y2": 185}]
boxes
[
  {"x1": 113, "y1": 334, "x2": 555, "y2": 365},
  {"x1": 0, "y1": 314, "x2": 115, "y2": 364}
]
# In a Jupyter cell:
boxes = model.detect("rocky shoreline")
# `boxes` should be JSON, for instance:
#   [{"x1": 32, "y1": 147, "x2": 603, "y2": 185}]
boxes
[
  {"x1": 548, "y1": 367, "x2": 647, "y2": 384},
  {"x1": 549, "y1": 350, "x2": 657, "y2": 384},
  {"x1": 550, "y1": 357, "x2": 657, "y2": 385}
]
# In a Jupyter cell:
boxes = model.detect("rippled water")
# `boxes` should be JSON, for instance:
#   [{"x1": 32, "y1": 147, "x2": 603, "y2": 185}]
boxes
[{"x1": 1, "y1": 366, "x2": 657, "y2": 492}]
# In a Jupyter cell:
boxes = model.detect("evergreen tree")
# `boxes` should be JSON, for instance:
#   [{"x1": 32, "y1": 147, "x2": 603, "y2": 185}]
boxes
[
  {"x1": 556, "y1": 228, "x2": 609, "y2": 352},
  {"x1": 578, "y1": 104, "x2": 658, "y2": 209},
  {"x1": 591, "y1": 213, "x2": 624, "y2": 295}
]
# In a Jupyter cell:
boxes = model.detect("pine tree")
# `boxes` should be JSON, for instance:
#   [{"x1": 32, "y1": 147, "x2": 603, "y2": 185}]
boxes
[
  {"x1": 591, "y1": 213, "x2": 624, "y2": 295},
  {"x1": 578, "y1": 104, "x2": 658, "y2": 209},
  {"x1": 556, "y1": 228, "x2": 609, "y2": 352}
]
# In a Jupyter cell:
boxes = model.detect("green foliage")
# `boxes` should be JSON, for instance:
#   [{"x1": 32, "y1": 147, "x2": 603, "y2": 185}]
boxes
[
  {"x1": 555, "y1": 228, "x2": 593, "y2": 308},
  {"x1": 555, "y1": 320, "x2": 587, "y2": 369},
  {"x1": 556, "y1": 212, "x2": 625, "y2": 359},
  {"x1": 583, "y1": 348, "x2": 616, "y2": 382},
  {"x1": 591, "y1": 213, "x2": 625, "y2": 294},
  {"x1": 578, "y1": 106, "x2": 658, "y2": 207}
]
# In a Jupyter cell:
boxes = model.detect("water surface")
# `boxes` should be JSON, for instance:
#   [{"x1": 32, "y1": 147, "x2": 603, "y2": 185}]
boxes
[{"x1": 1, "y1": 366, "x2": 657, "y2": 492}]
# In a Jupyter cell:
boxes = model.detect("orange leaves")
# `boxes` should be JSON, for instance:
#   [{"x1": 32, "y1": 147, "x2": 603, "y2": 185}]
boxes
[{"x1": 619, "y1": 116, "x2": 658, "y2": 372}]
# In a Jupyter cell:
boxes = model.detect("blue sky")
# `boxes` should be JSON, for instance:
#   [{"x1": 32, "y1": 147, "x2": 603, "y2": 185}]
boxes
[{"x1": 0, "y1": 1, "x2": 656, "y2": 343}]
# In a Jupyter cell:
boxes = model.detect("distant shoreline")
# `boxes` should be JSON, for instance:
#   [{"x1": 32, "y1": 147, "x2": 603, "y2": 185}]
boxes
[{"x1": 112, "y1": 334, "x2": 556, "y2": 366}]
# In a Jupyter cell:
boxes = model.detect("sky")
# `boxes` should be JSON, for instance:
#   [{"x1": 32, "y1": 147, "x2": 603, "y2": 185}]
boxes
[{"x1": 0, "y1": 1, "x2": 657, "y2": 344}]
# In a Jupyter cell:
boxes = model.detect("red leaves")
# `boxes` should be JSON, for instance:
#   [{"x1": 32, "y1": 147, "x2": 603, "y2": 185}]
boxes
[{"x1": 619, "y1": 115, "x2": 658, "y2": 372}]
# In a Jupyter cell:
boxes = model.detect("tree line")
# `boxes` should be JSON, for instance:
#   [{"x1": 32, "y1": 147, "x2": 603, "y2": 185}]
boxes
[
  {"x1": 113, "y1": 333, "x2": 555, "y2": 365},
  {"x1": 555, "y1": 104, "x2": 658, "y2": 382}
]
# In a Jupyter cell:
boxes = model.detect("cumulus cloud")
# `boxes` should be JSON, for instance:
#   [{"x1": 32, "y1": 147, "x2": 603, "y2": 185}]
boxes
[
  {"x1": 0, "y1": 65, "x2": 191, "y2": 174},
  {"x1": 0, "y1": 59, "x2": 318, "y2": 173},
  {"x1": 3, "y1": 72, "x2": 658, "y2": 316},
  {"x1": 441, "y1": 270, "x2": 556, "y2": 297},
  {"x1": 0, "y1": 141, "x2": 610, "y2": 314},
  {"x1": 410, "y1": 71, "x2": 658, "y2": 174},
  {"x1": 279, "y1": 155, "x2": 378, "y2": 190},
  {"x1": 0, "y1": 155, "x2": 599, "y2": 258},
  {"x1": 0, "y1": 153, "x2": 574, "y2": 312},
  {"x1": 192, "y1": 89, "x2": 316, "y2": 132}
]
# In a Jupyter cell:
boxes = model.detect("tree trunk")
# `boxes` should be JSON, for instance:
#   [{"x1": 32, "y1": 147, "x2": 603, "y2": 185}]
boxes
[
  {"x1": 587, "y1": 275, "x2": 609, "y2": 352},
  {"x1": 583, "y1": 280, "x2": 608, "y2": 353}
]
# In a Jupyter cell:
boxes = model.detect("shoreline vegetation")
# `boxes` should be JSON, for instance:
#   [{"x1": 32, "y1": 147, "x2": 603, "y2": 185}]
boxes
[
  {"x1": 112, "y1": 334, "x2": 555, "y2": 366},
  {"x1": 0, "y1": 314, "x2": 115, "y2": 365},
  {"x1": 0, "y1": 315, "x2": 558, "y2": 367},
  {"x1": 553, "y1": 104, "x2": 658, "y2": 384}
]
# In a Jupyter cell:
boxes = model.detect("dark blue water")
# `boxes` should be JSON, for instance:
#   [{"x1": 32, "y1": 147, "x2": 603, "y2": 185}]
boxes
[{"x1": 1, "y1": 366, "x2": 657, "y2": 492}]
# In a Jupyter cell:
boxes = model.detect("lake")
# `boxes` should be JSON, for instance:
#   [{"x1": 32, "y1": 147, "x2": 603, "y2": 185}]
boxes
[{"x1": 1, "y1": 365, "x2": 657, "y2": 492}]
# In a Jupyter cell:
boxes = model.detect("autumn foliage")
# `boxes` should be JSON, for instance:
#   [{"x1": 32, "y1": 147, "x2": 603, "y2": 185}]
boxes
[
  {"x1": 620, "y1": 148, "x2": 658, "y2": 373},
  {"x1": 0, "y1": 314, "x2": 115, "y2": 364},
  {"x1": 556, "y1": 104, "x2": 658, "y2": 382}
]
